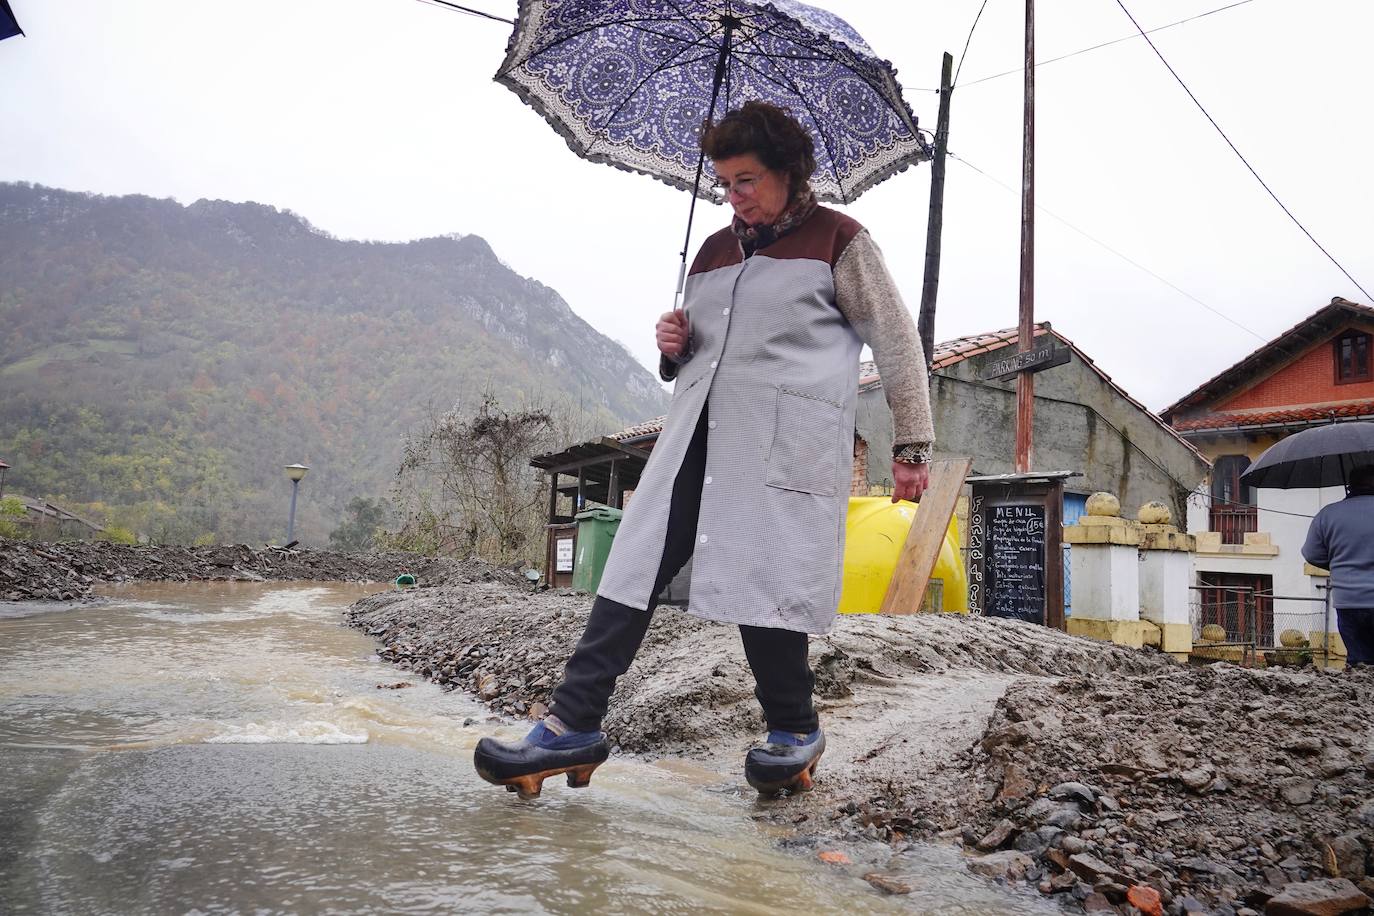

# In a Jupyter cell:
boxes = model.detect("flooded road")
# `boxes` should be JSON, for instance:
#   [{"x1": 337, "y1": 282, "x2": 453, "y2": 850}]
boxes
[{"x1": 0, "y1": 582, "x2": 1054, "y2": 914}]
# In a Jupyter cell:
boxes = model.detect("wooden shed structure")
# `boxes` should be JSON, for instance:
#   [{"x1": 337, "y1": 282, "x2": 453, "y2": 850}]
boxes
[{"x1": 529, "y1": 417, "x2": 664, "y2": 524}]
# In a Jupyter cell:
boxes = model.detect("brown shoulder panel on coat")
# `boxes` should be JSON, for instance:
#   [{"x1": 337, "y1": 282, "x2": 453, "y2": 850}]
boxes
[
  {"x1": 688, "y1": 226, "x2": 744, "y2": 276},
  {"x1": 758, "y1": 206, "x2": 864, "y2": 267}
]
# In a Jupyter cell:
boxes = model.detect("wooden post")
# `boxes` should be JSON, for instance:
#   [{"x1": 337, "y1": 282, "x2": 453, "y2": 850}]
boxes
[
  {"x1": 880, "y1": 457, "x2": 973, "y2": 615},
  {"x1": 1015, "y1": 0, "x2": 1036, "y2": 473},
  {"x1": 917, "y1": 52, "x2": 954, "y2": 369},
  {"x1": 608, "y1": 459, "x2": 621, "y2": 509},
  {"x1": 547, "y1": 472, "x2": 559, "y2": 523}
]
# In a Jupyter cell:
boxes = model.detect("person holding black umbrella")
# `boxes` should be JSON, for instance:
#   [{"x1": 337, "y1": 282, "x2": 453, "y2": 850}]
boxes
[{"x1": 1301, "y1": 464, "x2": 1374, "y2": 667}]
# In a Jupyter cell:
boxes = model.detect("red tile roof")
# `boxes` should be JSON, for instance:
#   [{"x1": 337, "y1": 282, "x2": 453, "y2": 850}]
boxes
[
  {"x1": 1161, "y1": 297, "x2": 1374, "y2": 420},
  {"x1": 930, "y1": 325, "x2": 1053, "y2": 370},
  {"x1": 607, "y1": 417, "x2": 665, "y2": 441},
  {"x1": 1171, "y1": 401, "x2": 1374, "y2": 432}
]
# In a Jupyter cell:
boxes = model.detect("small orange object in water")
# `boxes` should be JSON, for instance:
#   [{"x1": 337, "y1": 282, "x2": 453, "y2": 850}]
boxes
[
  {"x1": 1126, "y1": 885, "x2": 1163, "y2": 916},
  {"x1": 818, "y1": 851, "x2": 851, "y2": 865}
]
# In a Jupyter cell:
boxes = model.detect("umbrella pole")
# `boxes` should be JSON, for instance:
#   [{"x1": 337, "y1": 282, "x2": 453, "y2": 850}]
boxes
[{"x1": 674, "y1": 20, "x2": 736, "y2": 310}]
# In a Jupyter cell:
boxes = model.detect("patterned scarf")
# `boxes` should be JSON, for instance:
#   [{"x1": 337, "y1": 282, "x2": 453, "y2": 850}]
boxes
[{"x1": 731, "y1": 184, "x2": 818, "y2": 255}]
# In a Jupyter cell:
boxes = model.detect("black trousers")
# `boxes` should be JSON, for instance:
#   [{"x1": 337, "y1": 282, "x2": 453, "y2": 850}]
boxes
[
  {"x1": 1337, "y1": 608, "x2": 1374, "y2": 666},
  {"x1": 548, "y1": 410, "x2": 818, "y2": 735}
]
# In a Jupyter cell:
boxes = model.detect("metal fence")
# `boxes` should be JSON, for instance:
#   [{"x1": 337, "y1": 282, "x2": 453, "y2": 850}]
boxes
[{"x1": 1189, "y1": 585, "x2": 1334, "y2": 666}]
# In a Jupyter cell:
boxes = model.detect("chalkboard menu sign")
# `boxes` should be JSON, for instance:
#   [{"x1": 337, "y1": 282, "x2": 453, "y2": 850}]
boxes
[
  {"x1": 986, "y1": 504, "x2": 1047, "y2": 623},
  {"x1": 966, "y1": 477, "x2": 1064, "y2": 629}
]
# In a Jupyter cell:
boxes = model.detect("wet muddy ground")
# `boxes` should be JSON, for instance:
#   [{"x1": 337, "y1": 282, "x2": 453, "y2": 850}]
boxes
[
  {"x1": 7, "y1": 540, "x2": 1372, "y2": 914},
  {"x1": 350, "y1": 580, "x2": 1374, "y2": 916}
]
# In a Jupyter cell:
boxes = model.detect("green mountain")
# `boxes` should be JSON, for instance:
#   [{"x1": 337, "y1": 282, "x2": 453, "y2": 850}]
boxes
[{"x1": 0, "y1": 182, "x2": 667, "y2": 544}]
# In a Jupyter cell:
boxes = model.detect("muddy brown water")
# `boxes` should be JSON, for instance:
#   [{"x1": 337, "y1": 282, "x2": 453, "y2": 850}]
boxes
[{"x1": 0, "y1": 582, "x2": 1056, "y2": 914}]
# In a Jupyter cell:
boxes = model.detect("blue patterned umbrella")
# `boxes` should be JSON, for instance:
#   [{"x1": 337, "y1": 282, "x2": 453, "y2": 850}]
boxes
[
  {"x1": 495, "y1": 0, "x2": 929, "y2": 206},
  {"x1": 0, "y1": 0, "x2": 23, "y2": 41}
]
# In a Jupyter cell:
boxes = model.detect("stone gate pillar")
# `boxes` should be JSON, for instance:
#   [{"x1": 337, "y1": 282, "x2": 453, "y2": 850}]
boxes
[
  {"x1": 1064, "y1": 492, "x2": 1145, "y2": 648},
  {"x1": 1137, "y1": 500, "x2": 1195, "y2": 661}
]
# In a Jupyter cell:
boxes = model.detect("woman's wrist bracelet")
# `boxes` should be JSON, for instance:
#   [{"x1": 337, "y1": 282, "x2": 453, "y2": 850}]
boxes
[{"x1": 892, "y1": 442, "x2": 932, "y2": 465}]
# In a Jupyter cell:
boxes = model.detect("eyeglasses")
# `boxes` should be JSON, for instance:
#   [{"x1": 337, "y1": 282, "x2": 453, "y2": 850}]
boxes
[{"x1": 710, "y1": 176, "x2": 762, "y2": 200}]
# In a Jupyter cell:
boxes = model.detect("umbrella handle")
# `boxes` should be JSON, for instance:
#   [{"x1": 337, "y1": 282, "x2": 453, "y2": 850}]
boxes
[{"x1": 673, "y1": 261, "x2": 687, "y2": 308}]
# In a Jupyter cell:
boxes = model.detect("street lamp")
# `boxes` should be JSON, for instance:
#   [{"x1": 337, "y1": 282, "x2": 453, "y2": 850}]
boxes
[{"x1": 284, "y1": 463, "x2": 309, "y2": 545}]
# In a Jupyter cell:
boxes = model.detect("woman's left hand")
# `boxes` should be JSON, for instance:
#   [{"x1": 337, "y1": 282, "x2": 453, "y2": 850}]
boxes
[{"x1": 891, "y1": 461, "x2": 929, "y2": 503}]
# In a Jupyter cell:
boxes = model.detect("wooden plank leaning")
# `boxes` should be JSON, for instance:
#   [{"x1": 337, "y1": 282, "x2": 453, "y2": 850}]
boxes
[{"x1": 879, "y1": 456, "x2": 973, "y2": 616}]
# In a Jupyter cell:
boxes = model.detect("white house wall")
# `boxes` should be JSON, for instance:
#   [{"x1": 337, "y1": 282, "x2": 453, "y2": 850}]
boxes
[{"x1": 1189, "y1": 481, "x2": 1343, "y2": 602}]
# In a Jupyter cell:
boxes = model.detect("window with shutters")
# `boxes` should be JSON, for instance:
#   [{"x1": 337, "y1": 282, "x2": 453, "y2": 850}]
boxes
[{"x1": 1334, "y1": 330, "x2": 1372, "y2": 384}]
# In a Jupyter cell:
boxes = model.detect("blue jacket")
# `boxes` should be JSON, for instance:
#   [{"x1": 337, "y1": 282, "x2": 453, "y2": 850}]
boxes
[{"x1": 1301, "y1": 494, "x2": 1374, "y2": 609}]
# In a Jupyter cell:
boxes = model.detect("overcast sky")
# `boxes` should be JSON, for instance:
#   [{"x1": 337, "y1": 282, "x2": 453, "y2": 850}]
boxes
[{"x1": 2, "y1": 0, "x2": 1371, "y2": 412}]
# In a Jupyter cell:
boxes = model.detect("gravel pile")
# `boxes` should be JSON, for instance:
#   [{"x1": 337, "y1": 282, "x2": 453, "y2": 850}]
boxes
[
  {"x1": 0, "y1": 538, "x2": 523, "y2": 600},
  {"x1": 348, "y1": 582, "x2": 591, "y2": 724},
  {"x1": 933, "y1": 665, "x2": 1374, "y2": 914}
]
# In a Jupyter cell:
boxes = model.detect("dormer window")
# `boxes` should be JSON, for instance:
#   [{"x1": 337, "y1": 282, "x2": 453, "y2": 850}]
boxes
[{"x1": 1335, "y1": 329, "x2": 1372, "y2": 384}]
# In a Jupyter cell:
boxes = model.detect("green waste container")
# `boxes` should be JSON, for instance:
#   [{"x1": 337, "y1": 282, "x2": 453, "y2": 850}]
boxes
[{"x1": 572, "y1": 506, "x2": 623, "y2": 595}]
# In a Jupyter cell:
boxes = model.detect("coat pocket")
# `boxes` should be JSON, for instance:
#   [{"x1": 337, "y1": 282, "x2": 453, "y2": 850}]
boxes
[
  {"x1": 765, "y1": 387, "x2": 841, "y2": 496},
  {"x1": 672, "y1": 373, "x2": 704, "y2": 400}
]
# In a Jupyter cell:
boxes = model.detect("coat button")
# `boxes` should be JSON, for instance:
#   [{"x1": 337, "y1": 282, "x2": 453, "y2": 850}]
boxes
[
  {"x1": 708, "y1": 420, "x2": 717, "y2": 429},
  {"x1": 722, "y1": 308, "x2": 730, "y2": 315},
  {"x1": 704, "y1": 476, "x2": 713, "y2": 484},
  {"x1": 699, "y1": 535, "x2": 709, "y2": 544},
  {"x1": 710, "y1": 360, "x2": 718, "y2": 368}
]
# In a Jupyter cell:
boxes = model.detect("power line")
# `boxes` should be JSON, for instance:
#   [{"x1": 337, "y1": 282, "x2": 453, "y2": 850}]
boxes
[
  {"x1": 957, "y1": 0, "x2": 1258, "y2": 89},
  {"x1": 952, "y1": 0, "x2": 989, "y2": 88},
  {"x1": 1202, "y1": 492, "x2": 1316, "y2": 521},
  {"x1": 414, "y1": 0, "x2": 513, "y2": 25},
  {"x1": 949, "y1": 152, "x2": 1268, "y2": 342},
  {"x1": 1113, "y1": 0, "x2": 1373, "y2": 303}
]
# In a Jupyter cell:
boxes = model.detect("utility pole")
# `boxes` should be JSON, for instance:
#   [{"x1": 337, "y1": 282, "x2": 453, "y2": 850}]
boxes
[
  {"x1": 1014, "y1": 0, "x2": 1036, "y2": 473},
  {"x1": 917, "y1": 52, "x2": 954, "y2": 369}
]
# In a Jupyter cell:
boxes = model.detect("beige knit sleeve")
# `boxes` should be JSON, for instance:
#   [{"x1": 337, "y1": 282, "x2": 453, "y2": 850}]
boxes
[{"x1": 834, "y1": 229, "x2": 935, "y2": 454}]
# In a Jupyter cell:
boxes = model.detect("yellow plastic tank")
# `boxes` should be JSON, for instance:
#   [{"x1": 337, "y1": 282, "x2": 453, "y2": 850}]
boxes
[{"x1": 838, "y1": 496, "x2": 969, "y2": 614}]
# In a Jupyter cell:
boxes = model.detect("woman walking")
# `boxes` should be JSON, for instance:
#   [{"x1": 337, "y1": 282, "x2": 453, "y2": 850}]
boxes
[{"x1": 475, "y1": 101, "x2": 935, "y2": 798}]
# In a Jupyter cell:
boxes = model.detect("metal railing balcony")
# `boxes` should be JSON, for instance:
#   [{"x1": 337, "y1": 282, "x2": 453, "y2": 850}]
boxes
[{"x1": 1208, "y1": 505, "x2": 1257, "y2": 545}]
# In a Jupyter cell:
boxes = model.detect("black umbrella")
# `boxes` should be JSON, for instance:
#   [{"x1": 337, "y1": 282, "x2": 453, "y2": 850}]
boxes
[
  {"x1": 1239, "y1": 422, "x2": 1374, "y2": 489},
  {"x1": 0, "y1": 1, "x2": 23, "y2": 42}
]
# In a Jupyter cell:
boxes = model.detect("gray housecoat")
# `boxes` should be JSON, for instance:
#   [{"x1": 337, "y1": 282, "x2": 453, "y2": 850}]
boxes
[{"x1": 597, "y1": 207, "x2": 931, "y2": 634}]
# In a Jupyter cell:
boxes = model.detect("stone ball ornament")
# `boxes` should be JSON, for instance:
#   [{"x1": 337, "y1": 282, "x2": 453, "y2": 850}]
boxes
[
  {"x1": 1200, "y1": 624, "x2": 1227, "y2": 643},
  {"x1": 1085, "y1": 492, "x2": 1121, "y2": 517},
  {"x1": 1279, "y1": 629, "x2": 1308, "y2": 648},
  {"x1": 1138, "y1": 501, "x2": 1173, "y2": 525}
]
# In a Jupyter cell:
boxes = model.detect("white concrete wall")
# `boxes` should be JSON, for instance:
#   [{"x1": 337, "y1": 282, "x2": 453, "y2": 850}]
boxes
[
  {"x1": 1259, "y1": 485, "x2": 1341, "y2": 597},
  {"x1": 1071, "y1": 543, "x2": 1140, "y2": 621},
  {"x1": 1140, "y1": 550, "x2": 1192, "y2": 626},
  {"x1": 1186, "y1": 484, "x2": 1344, "y2": 601},
  {"x1": 1185, "y1": 493, "x2": 1208, "y2": 540}
]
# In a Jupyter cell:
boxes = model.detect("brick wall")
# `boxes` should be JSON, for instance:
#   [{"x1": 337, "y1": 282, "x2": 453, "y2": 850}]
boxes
[
  {"x1": 1222, "y1": 326, "x2": 1374, "y2": 410},
  {"x1": 851, "y1": 434, "x2": 869, "y2": 496}
]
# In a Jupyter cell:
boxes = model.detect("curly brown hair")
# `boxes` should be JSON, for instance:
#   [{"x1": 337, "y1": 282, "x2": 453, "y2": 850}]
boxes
[{"x1": 701, "y1": 101, "x2": 816, "y2": 195}]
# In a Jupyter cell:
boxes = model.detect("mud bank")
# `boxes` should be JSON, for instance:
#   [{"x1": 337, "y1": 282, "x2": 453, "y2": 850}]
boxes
[
  {"x1": 348, "y1": 579, "x2": 1374, "y2": 915},
  {"x1": 0, "y1": 539, "x2": 524, "y2": 600}
]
